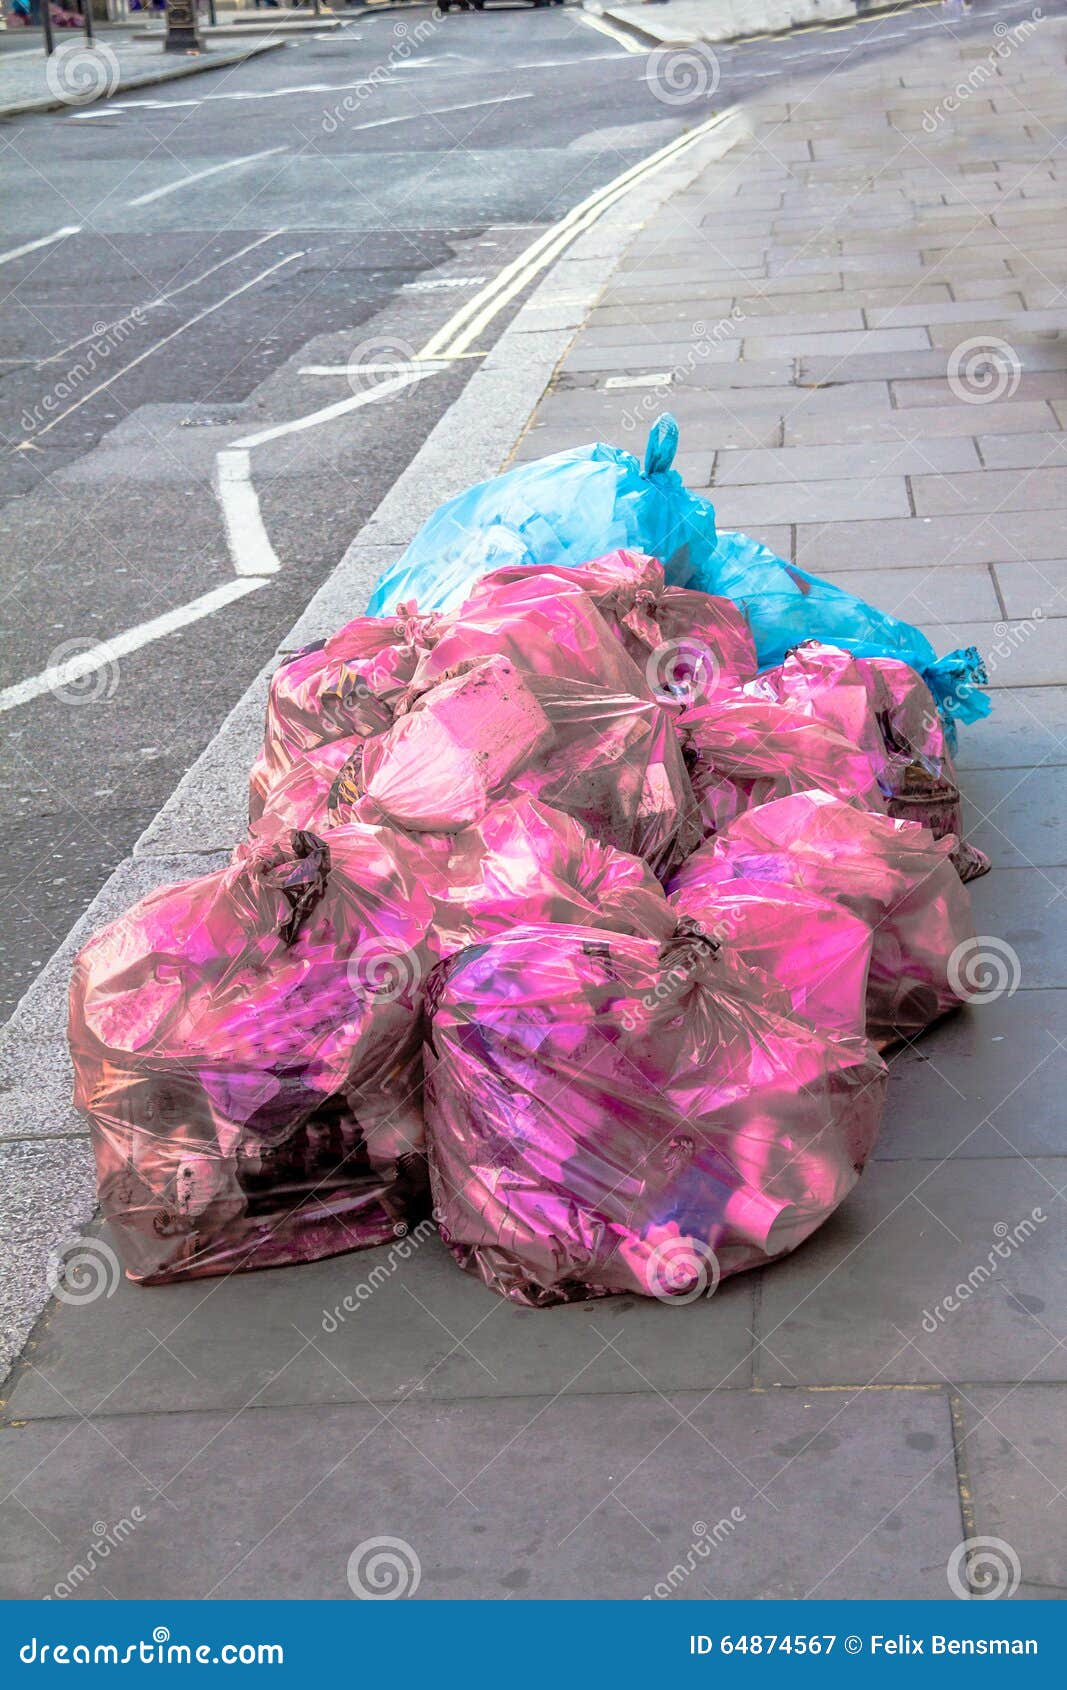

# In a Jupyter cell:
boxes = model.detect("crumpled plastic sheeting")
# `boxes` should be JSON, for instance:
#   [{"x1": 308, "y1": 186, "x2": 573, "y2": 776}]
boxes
[
  {"x1": 248, "y1": 609, "x2": 439, "y2": 825},
  {"x1": 691, "y1": 529, "x2": 990, "y2": 736},
  {"x1": 677, "y1": 695, "x2": 887, "y2": 837},
  {"x1": 366, "y1": 414, "x2": 719, "y2": 618},
  {"x1": 69, "y1": 827, "x2": 438, "y2": 1284},
  {"x1": 669, "y1": 790, "x2": 976, "y2": 1039},
  {"x1": 465, "y1": 550, "x2": 759, "y2": 702},
  {"x1": 670, "y1": 877, "x2": 873, "y2": 1040},
  {"x1": 424, "y1": 924, "x2": 887, "y2": 1308},
  {"x1": 353, "y1": 654, "x2": 700, "y2": 878},
  {"x1": 745, "y1": 642, "x2": 990, "y2": 883}
]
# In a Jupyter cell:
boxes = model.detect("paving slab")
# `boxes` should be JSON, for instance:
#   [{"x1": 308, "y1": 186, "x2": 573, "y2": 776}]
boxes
[
  {"x1": 2, "y1": 1225, "x2": 758, "y2": 1422},
  {"x1": 713, "y1": 437, "x2": 981, "y2": 486},
  {"x1": 757, "y1": 1157, "x2": 1067, "y2": 1387},
  {"x1": 961, "y1": 764, "x2": 1067, "y2": 870},
  {"x1": 816, "y1": 565, "x2": 1000, "y2": 626},
  {"x1": 796, "y1": 512, "x2": 1067, "y2": 573},
  {"x1": 994, "y1": 559, "x2": 1067, "y2": 620},
  {"x1": 956, "y1": 1385, "x2": 1067, "y2": 1599},
  {"x1": 0, "y1": 1384, "x2": 962, "y2": 1600},
  {"x1": 877, "y1": 992, "x2": 1067, "y2": 1163},
  {"x1": 953, "y1": 687, "x2": 1067, "y2": 771},
  {"x1": 966, "y1": 866, "x2": 1067, "y2": 991}
]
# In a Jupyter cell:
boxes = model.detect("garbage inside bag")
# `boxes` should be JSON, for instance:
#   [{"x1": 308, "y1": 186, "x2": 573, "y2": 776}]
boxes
[
  {"x1": 462, "y1": 549, "x2": 758, "y2": 703},
  {"x1": 676, "y1": 695, "x2": 887, "y2": 837},
  {"x1": 670, "y1": 790, "x2": 976, "y2": 1039},
  {"x1": 424, "y1": 923, "x2": 887, "y2": 1307},
  {"x1": 744, "y1": 642, "x2": 990, "y2": 881},
  {"x1": 689, "y1": 528, "x2": 990, "y2": 736},
  {"x1": 366, "y1": 414, "x2": 719, "y2": 617},
  {"x1": 69, "y1": 827, "x2": 437, "y2": 1284},
  {"x1": 358, "y1": 654, "x2": 699, "y2": 876},
  {"x1": 249, "y1": 608, "x2": 439, "y2": 825},
  {"x1": 669, "y1": 877, "x2": 873, "y2": 1039},
  {"x1": 424, "y1": 796, "x2": 675, "y2": 955}
]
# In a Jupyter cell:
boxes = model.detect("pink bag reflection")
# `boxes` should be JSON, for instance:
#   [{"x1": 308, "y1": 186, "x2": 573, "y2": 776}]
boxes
[
  {"x1": 746, "y1": 640, "x2": 989, "y2": 881},
  {"x1": 358, "y1": 654, "x2": 700, "y2": 876},
  {"x1": 670, "y1": 790, "x2": 976, "y2": 1038},
  {"x1": 248, "y1": 609, "x2": 440, "y2": 825},
  {"x1": 670, "y1": 876, "x2": 873, "y2": 1039},
  {"x1": 69, "y1": 827, "x2": 438, "y2": 1284},
  {"x1": 425, "y1": 924, "x2": 887, "y2": 1307},
  {"x1": 461, "y1": 550, "x2": 758, "y2": 702},
  {"x1": 677, "y1": 695, "x2": 886, "y2": 837}
]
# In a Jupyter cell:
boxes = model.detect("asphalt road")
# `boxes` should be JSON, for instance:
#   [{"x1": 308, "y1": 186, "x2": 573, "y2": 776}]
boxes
[{"x1": 0, "y1": 0, "x2": 1026, "y2": 1014}]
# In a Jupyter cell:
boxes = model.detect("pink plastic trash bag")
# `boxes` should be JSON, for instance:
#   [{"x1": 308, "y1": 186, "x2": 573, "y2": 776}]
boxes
[
  {"x1": 463, "y1": 550, "x2": 758, "y2": 703},
  {"x1": 424, "y1": 924, "x2": 887, "y2": 1307},
  {"x1": 677, "y1": 696, "x2": 886, "y2": 837},
  {"x1": 670, "y1": 790, "x2": 976, "y2": 1038},
  {"x1": 747, "y1": 641, "x2": 989, "y2": 881},
  {"x1": 425, "y1": 796, "x2": 675, "y2": 955},
  {"x1": 69, "y1": 827, "x2": 437, "y2": 1284},
  {"x1": 252, "y1": 734, "x2": 371, "y2": 842},
  {"x1": 249, "y1": 608, "x2": 439, "y2": 824},
  {"x1": 669, "y1": 875, "x2": 873, "y2": 1039}
]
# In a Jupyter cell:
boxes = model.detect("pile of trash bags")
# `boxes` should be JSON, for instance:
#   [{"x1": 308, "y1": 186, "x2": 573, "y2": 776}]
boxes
[{"x1": 70, "y1": 416, "x2": 990, "y2": 1305}]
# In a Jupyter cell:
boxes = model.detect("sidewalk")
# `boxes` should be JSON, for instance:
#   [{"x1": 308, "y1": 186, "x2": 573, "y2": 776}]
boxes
[
  {"x1": 1, "y1": 12, "x2": 1065, "y2": 1601},
  {"x1": 0, "y1": 29, "x2": 283, "y2": 120},
  {"x1": 595, "y1": 0, "x2": 910, "y2": 47}
]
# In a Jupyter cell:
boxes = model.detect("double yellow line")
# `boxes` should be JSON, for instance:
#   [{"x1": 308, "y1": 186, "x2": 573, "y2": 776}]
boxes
[{"x1": 418, "y1": 106, "x2": 743, "y2": 362}]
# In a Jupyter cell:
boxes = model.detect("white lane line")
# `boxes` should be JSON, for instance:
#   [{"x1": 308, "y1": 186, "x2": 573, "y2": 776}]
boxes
[
  {"x1": 0, "y1": 226, "x2": 81, "y2": 268},
  {"x1": 577, "y1": 12, "x2": 648, "y2": 54},
  {"x1": 297, "y1": 355, "x2": 481, "y2": 375},
  {"x1": 36, "y1": 230, "x2": 285, "y2": 368},
  {"x1": 126, "y1": 147, "x2": 288, "y2": 208},
  {"x1": 419, "y1": 107, "x2": 742, "y2": 361},
  {"x1": 231, "y1": 367, "x2": 441, "y2": 452},
  {"x1": 349, "y1": 92, "x2": 533, "y2": 133},
  {"x1": 18, "y1": 252, "x2": 304, "y2": 445},
  {"x1": 0, "y1": 580, "x2": 267, "y2": 716},
  {"x1": 215, "y1": 449, "x2": 282, "y2": 578}
]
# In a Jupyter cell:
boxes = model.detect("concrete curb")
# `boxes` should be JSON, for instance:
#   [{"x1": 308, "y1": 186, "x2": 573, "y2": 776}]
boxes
[
  {"x1": 0, "y1": 104, "x2": 748, "y2": 1387},
  {"x1": 0, "y1": 38, "x2": 285, "y2": 122},
  {"x1": 591, "y1": 0, "x2": 939, "y2": 50}
]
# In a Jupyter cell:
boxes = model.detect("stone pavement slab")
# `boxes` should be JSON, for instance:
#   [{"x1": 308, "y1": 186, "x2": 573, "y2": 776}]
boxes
[
  {"x1": 957, "y1": 1385, "x2": 1067, "y2": 1599},
  {"x1": 0, "y1": 1383, "x2": 961, "y2": 1600}
]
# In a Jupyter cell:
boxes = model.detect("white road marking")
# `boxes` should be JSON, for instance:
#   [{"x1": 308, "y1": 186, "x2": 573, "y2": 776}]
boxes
[
  {"x1": 215, "y1": 449, "x2": 282, "y2": 578},
  {"x1": 349, "y1": 92, "x2": 533, "y2": 133},
  {"x1": 297, "y1": 354, "x2": 481, "y2": 375},
  {"x1": 403, "y1": 275, "x2": 486, "y2": 292},
  {"x1": 0, "y1": 580, "x2": 267, "y2": 716},
  {"x1": 126, "y1": 146, "x2": 289, "y2": 207},
  {"x1": 231, "y1": 367, "x2": 441, "y2": 452},
  {"x1": 36, "y1": 230, "x2": 285, "y2": 368},
  {"x1": 0, "y1": 226, "x2": 81, "y2": 269},
  {"x1": 18, "y1": 252, "x2": 304, "y2": 445}
]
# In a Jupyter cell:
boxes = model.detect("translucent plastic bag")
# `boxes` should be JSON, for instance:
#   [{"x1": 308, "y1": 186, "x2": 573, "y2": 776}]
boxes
[
  {"x1": 425, "y1": 924, "x2": 886, "y2": 1307},
  {"x1": 670, "y1": 790, "x2": 976, "y2": 1039},
  {"x1": 669, "y1": 875, "x2": 873, "y2": 1039},
  {"x1": 69, "y1": 827, "x2": 437, "y2": 1284},
  {"x1": 366, "y1": 415, "x2": 719, "y2": 617},
  {"x1": 249, "y1": 609, "x2": 438, "y2": 824},
  {"x1": 677, "y1": 695, "x2": 886, "y2": 837},
  {"x1": 690, "y1": 529, "x2": 990, "y2": 736}
]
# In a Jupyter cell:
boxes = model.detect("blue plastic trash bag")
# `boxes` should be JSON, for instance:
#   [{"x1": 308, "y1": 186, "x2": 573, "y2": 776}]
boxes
[
  {"x1": 690, "y1": 528, "x2": 990, "y2": 735},
  {"x1": 366, "y1": 411, "x2": 988, "y2": 736},
  {"x1": 366, "y1": 415, "x2": 717, "y2": 617}
]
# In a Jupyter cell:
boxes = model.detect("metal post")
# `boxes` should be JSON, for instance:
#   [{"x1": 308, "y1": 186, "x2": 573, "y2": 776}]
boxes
[
  {"x1": 41, "y1": 0, "x2": 56, "y2": 57},
  {"x1": 82, "y1": 0, "x2": 94, "y2": 42},
  {"x1": 207, "y1": 0, "x2": 217, "y2": 25},
  {"x1": 163, "y1": 0, "x2": 201, "y2": 50}
]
